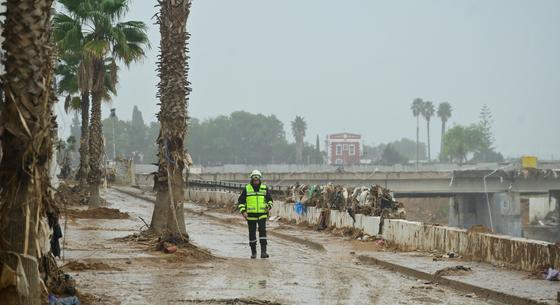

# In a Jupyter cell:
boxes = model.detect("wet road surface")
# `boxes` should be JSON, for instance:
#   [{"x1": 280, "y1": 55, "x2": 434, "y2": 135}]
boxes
[{"x1": 61, "y1": 188, "x2": 504, "y2": 305}]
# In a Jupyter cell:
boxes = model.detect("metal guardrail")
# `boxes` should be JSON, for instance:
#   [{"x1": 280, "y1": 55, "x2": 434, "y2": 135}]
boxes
[{"x1": 187, "y1": 179, "x2": 289, "y2": 195}]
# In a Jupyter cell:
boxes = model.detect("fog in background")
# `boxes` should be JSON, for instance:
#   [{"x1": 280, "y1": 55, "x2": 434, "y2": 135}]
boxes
[{"x1": 54, "y1": 0, "x2": 560, "y2": 159}]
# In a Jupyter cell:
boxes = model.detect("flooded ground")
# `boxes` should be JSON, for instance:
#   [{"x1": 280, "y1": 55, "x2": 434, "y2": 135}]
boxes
[{"x1": 60, "y1": 187, "x2": 504, "y2": 305}]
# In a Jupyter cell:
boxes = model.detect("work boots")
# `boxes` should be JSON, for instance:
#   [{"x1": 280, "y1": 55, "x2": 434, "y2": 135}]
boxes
[
  {"x1": 260, "y1": 244, "x2": 269, "y2": 258},
  {"x1": 250, "y1": 244, "x2": 257, "y2": 259}
]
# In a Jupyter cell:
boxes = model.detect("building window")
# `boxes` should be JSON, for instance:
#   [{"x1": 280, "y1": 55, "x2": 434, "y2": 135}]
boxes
[
  {"x1": 336, "y1": 144, "x2": 342, "y2": 155},
  {"x1": 343, "y1": 144, "x2": 348, "y2": 151},
  {"x1": 349, "y1": 144, "x2": 355, "y2": 156},
  {"x1": 336, "y1": 159, "x2": 343, "y2": 165}
]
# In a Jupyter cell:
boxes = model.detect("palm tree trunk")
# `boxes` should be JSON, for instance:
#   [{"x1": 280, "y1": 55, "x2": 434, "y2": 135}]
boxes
[
  {"x1": 426, "y1": 119, "x2": 431, "y2": 161},
  {"x1": 415, "y1": 115, "x2": 419, "y2": 167},
  {"x1": 440, "y1": 120, "x2": 446, "y2": 160},
  {"x1": 296, "y1": 136, "x2": 303, "y2": 164},
  {"x1": 76, "y1": 92, "x2": 90, "y2": 185},
  {"x1": 150, "y1": 0, "x2": 191, "y2": 236},
  {"x1": 0, "y1": 0, "x2": 55, "y2": 303},
  {"x1": 88, "y1": 59, "x2": 106, "y2": 208}
]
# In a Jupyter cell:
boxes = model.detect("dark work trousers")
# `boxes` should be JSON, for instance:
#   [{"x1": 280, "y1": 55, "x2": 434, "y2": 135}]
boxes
[{"x1": 247, "y1": 218, "x2": 267, "y2": 247}]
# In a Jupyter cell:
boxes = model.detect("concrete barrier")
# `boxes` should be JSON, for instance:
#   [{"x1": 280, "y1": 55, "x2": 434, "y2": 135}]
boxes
[{"x1": 186, "y1": 189, "x2": 560, "y2": 272}]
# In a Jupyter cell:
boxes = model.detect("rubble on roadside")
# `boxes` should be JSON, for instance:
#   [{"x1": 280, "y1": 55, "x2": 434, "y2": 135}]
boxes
[{"x1": 284, "y1": 183, "x2": 406, "y2": 220}]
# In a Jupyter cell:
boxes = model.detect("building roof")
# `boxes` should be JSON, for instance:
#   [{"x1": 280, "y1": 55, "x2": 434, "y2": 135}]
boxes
[{"x1": 328, "y1": 133, "x2": 361, "y2": 139}]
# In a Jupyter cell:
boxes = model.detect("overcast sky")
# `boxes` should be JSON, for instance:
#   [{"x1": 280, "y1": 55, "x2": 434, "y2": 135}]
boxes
[{"x1": 55, "y1": 0, "x2": 560, "y2": 159}]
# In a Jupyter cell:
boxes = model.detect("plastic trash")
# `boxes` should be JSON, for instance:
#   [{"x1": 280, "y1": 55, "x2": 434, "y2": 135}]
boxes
[
  {"x1": 294, "y1": 201, "x2": 306, "y2": 216},
  {"x1": 545, "y1": 268, "x2": 559, "y2": 281},
  {"x1": 49, "y1": 295, "x2": 81, "y2": 305}
]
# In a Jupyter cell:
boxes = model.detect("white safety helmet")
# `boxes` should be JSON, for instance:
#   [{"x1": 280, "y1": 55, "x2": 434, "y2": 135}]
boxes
[{"x1": 249, "y1": 169, "x2": 263, "y2": 180}]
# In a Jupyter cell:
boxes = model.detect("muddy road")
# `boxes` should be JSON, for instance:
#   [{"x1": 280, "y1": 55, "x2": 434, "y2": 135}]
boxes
[{"x1": 61, "y1": 188, "x2": 503, "y2": 305}]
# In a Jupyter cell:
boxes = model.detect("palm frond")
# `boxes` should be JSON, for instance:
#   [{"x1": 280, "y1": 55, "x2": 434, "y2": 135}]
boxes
[{"x1": 64, "y1": 95, "x2": 82, "y2": 113}]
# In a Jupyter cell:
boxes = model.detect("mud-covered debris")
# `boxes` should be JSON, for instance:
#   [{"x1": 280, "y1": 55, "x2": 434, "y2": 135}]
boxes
[
  {"x1": 163, "y1": 242, "x2": 178, "y2": 254},
  {"x1": 284, "y1": 183, "x2": 406, "y2": 219},
  {"x1": 467, "y1": 225, "x2": 492, "y2": 234},
  {"x1": 434, "y1": 265, "x2": 472, "y2": 278}
]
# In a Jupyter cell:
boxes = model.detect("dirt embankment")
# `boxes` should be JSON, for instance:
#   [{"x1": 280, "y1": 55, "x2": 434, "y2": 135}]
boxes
[
  {"x1": 63, "y1": 260, "x2": 123, "y2": 272},
  {"x1": 55, "y1": 183, "x2": 107, "y2": 206},
  {"x1": 64, "y1": 207, "x2": 130, "y2": 219}
]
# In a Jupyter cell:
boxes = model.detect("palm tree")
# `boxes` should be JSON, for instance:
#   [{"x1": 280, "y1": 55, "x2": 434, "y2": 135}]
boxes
[
  {"x1": 0, "y1": 0, "x2": 56, "y2": 303},
  {"x1": 411, "y1": 98, "x2": 424, "y2": 166},
  {"x1": 150, "y1": 0, "x2": 192, "y2": 236},
  {"x1": 55, "y1": 0, "x2": 149, "y2": 206},
  {"x1": 421, "y1": 101, "x2": 435, "y2": 161},
  {"x1": 291, "y1": 116, "x2": 307, "y2": 164},
  {"x1": 55, "y1": 51, "x2": 120, "y2": 185},
  {"x1": 56, "y1": 53, "x2": 91, "y2": 185},
  {"x1": 437, "y1": 102, "x2": 452, "y2": 160}
]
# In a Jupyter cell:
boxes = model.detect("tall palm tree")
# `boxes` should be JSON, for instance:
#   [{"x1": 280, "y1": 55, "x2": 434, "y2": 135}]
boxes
[
  {"x1": 150, "y1": 0, "x2": 192, "y2": 236},
  {"x1": 55, "y1": 0, "x2": 149, "y2": 206},
  {"x1": 437, "y1": 102, "x2": 452, "y2": 160},
  {"x1": 411, "y1": 98, "x2": 424, "y2": 166},
  {"x1": 55, "y1": 52, "x2": 91, "y2": 185},
  {"x1": 55, "y1": 51, "x2": 120, "y2": 185},
  {"x1": 421, "y1": 101, "x2": 435, "y2": 161},
  {"x1": 0, "y1": 0, "x2": 56, "y2": 303},
  {"x1": 291, "y1": 116, "x2": 307, "y2": 164}
]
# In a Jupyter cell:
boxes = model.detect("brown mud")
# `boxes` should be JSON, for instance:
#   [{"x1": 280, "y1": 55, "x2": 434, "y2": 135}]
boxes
[
  {"x1": 55, "y1": 183, "x2": 107, "y2": 206},
  {"x1": 64, "y1": 207, "x2": 129, "y2": 219},
  {"x1": 467, "y1": 224, "x2": 493, "y2": 234},
  {"x1": 115, "y1": 231, "x2": 214, "y2": 264},
  {"x1": 63, "y1": 260, "x2": 123, "y2": 272},
  {"x1": 175, "y1": 299, "x2": 283, "y2": 305},
  {"x1": 70, "y1": 187, "x2": 506, "y2": 305}
]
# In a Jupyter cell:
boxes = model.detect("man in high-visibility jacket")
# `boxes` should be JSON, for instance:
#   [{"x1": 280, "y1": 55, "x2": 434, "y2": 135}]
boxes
[{"x1": 238, "y1": 170, "x2": 273, "y2": 259}]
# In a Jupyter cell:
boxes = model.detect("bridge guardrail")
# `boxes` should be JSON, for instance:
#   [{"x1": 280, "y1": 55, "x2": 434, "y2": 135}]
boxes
[{"x1": 187, "y1": 179, "x2": 289, "y2": 195}]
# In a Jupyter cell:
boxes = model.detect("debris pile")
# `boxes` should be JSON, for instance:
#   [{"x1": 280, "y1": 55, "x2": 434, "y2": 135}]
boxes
[{"x1": 285, "y1": 183, "x2": 406, "y2": 219}]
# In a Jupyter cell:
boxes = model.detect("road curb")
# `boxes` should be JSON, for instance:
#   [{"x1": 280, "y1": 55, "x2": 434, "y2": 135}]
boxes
[{"x1": 357, "y1": 255, "x2": 550, "y2": 305}]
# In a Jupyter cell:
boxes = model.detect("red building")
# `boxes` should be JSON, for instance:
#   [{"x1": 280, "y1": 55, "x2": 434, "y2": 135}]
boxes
[{"x1": 326, "y1": 133, "x2": 361, "y2": 165}]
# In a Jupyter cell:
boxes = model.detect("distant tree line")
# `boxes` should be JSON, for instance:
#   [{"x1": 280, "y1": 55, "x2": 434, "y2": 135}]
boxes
[
  {"x1": 68, "y1": 110, "x2": 323, "y2": 165},
  {"x1": 64, "y1": 104, "x2": 503, "y2": 167}
]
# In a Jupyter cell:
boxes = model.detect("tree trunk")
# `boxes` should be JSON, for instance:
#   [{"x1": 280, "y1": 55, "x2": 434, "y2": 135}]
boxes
[
  {"x1": 415, "y1": 115, "x2": 419, "y2": 167},
  {"x1": 88, "y1": 71, "x2": 104, "y2": 207},
  {"x1": 296, "y1": 136, "x2": 303, "y2": 164},
  {"x1": 0, "y1": 0, "x2": 55, "y2": 303},
  {"x1": 440, "y1": 120, "x2": 446, "y2": 160},
  {"x1": 76, "y1": 92, "x2": 90, "y2": 185},
  {"x1": 426, "y1": 119, "x2": 431, "y2": 161},
  {"x1": 150, "y1": 0, "x2": 191, "y2": 237}
]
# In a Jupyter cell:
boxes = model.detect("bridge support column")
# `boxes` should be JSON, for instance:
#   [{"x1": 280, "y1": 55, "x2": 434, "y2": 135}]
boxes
[{"x1": 449, "y1": 192, "x2": 522, "y2": 237}]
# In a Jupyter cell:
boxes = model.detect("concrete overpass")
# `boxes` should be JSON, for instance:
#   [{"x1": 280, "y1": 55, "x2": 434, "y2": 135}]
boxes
[
  {"x1": 192, "y1": 169, "x2": 560, "y2": 197},
  {"x1": 190, "y1": 169, "x2": 560, "y2": 238}
]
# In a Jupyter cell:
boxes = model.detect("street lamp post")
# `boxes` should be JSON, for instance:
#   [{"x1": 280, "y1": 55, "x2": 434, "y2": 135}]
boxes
[{"x1": 110, "y1": 108, "x2": 117, "y2": 161}]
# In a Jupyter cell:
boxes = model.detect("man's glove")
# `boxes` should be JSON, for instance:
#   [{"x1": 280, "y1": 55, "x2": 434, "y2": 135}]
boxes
[{"x1": 242, "y1": 212, "x2": 248, "y2": 220}]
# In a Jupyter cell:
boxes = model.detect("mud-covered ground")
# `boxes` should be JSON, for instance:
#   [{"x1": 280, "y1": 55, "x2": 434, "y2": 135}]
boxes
[{"x1": 59, "y1": 187, "x2": 504, "y2": 305}]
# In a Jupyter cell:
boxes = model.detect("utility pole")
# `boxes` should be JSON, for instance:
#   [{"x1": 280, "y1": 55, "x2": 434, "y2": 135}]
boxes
[{"x1": 110, "y1": 108, "x2": 117, "y2": 160}]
